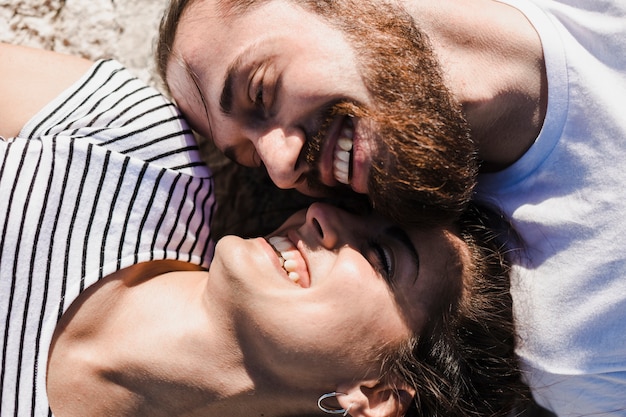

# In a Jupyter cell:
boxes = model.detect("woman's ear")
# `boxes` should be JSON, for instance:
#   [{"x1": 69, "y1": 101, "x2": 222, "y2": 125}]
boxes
[{"x1": 336, "y1": 379, "x2": 415, "y2": 417}]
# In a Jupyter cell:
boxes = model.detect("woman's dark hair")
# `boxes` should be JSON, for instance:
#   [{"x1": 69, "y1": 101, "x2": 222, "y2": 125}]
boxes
[{"x1": 382, "y1": 202, "x2": 527, "y2": 416}]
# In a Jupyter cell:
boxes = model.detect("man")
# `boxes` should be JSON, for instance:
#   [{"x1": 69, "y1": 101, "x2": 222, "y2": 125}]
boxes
[
  {"x1": 157, "y1": 0, "x2": 626, "y2": 415},
  {"x1": 158, "y1": 0, "x2": 479, "y2": 227}
]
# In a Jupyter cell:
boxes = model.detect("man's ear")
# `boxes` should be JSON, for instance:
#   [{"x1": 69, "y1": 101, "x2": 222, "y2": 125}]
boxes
[{"x1": 335, "y1": 379, "x2": 415, "y2": 417}]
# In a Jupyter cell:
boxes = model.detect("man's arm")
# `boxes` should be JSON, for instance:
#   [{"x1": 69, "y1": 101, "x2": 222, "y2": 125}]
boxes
[{"x1": 0, "y1": 43, "x2": 93, "y2": 138}]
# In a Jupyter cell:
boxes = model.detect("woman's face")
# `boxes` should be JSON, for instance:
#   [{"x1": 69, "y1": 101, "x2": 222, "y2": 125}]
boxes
[{"x1": 208, "y1": 203, "x2": 469, "y2": 388}]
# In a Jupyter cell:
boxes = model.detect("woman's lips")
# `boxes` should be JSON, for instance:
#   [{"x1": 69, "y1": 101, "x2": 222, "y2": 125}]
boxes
[{"x1": 266, "y1": 234, "x2": 310, "y2": 288}]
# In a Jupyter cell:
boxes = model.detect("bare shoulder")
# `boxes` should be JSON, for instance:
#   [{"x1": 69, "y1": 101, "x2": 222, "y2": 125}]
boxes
[
  {"x1": 0, "y1": 43, "x2": 93, "y2": 138},
  {"x1": 47, "y1": 260, "x2": 206, "y2": 416}
]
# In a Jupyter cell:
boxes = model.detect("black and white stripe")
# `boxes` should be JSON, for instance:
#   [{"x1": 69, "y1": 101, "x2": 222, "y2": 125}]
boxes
[{"x1": 0, "y1": 60, "x2": 215, "y2": 416}]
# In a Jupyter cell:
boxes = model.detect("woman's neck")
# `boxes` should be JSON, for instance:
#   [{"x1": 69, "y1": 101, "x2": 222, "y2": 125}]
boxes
[{"x1": 47, "y1": 261, "x2": 254, "y2": 416}]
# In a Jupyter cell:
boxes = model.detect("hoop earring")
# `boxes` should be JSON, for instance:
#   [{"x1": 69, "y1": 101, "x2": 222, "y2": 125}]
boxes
[{"x1": 317, "y1": 392, "x2": 353, "y2": 416}]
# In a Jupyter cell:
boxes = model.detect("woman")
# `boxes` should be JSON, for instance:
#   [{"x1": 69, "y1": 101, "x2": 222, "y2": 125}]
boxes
[
  {"x1": 45, "y1": 201, "x2": 521, "y2": 417},
  {"x1": 0, "y1": 42, "x2": 214, "y2": 416},
  {"x1": 1, "y1": 44, "x2": 524, "y2": 416}
]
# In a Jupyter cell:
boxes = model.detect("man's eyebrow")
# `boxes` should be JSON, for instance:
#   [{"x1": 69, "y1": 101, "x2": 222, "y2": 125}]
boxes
[
  {"x1": 220, "y1": 43, "x2": 256, "y2": 115},
  {"x1": 387, "y1": 226, "x2": 420, "y2": 280},
  {"x1": 220, "y1": 39, "x2": 271, "y2": 116}
]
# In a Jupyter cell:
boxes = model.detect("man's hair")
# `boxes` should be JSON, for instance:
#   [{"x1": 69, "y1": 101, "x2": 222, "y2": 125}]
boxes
[
  {"x1": 381, "y1": 203, "x2": 527, "y2": 416},
  {"x1": 157, "y1": 0, "x2": 189, "y2": 92}
]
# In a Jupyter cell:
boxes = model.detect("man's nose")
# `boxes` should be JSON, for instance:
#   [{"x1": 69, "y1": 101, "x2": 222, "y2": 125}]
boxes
[
  {"x1": 304, "y1": 202, "x2": 340, "y2": 249},
  {"x1": 255, "y1": 127, "x2": 308, "y2": 189}
]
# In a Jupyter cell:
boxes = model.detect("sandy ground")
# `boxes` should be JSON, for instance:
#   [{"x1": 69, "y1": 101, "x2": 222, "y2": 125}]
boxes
[{"x1": 0, "y1": 0, "x2": 167, "y2": 88}]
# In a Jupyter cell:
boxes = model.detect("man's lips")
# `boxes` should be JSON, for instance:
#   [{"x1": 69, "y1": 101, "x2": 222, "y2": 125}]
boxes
[
  {"x1": 318, "y1": 116, "x2": 355, "y2": 187},
  {"x1": 316, "y1": 115, "x2": 370, "y2": 194}
]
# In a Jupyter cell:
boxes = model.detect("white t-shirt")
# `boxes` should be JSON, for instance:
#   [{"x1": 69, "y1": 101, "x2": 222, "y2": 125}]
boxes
[
  {"x1": 0, "y1": 60, "x2": 215, "y2": 416},
  {"x1": 478, "y1": 1, "x2": 626, "y2": 415}
]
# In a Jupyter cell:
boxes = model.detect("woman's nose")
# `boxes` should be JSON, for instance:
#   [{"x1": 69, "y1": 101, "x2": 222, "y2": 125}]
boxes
[
  {"x1": 256, "y1": 127, "x2": 308, "y2": 189},
  {"x1": 304, "y1": 202, "x2": 341, "y2": 249}
]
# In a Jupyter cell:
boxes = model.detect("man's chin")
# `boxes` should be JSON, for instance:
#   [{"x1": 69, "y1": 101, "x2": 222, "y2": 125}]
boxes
[
  {"x1": 294, "y1": 184, "x2": 330, "y2": 198},
  {"x1": 294, "y1": 180, "x2": 347, "y2": 198},
  {"x1": 295, "y1": 180, "x2": 368, "y2": 203},
  {"x1": 288, "y1": 171, "x2": 372, "y2": 215}
]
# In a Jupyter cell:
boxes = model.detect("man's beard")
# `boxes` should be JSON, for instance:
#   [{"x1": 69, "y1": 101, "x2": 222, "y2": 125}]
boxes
[{"x1": 301, "y1": 1, "x2": 478, "y2": 227}]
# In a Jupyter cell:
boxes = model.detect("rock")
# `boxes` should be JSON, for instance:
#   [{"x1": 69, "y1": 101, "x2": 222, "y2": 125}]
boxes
[{"x1": 0, "y1": 0, "x2": 167, "y2": 87}]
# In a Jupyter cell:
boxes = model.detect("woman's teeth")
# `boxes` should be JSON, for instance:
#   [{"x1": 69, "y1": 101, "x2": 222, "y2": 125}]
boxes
[
  {"x1": 333, "y1": 125, "x2": 354, "y2": 185},
  {"x1": 268, "y1": 236, "x2": 301, "y2": 284}
]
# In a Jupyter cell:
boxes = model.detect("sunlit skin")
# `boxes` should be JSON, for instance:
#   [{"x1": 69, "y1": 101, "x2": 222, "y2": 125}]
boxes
[
  {"x1": 48, "y1": 203, "x2": 469, "y2": 416},
  {"x1": 206, "y1": 202, "x2": 468, "y2": 388},
  {"x1": 167, "y1": 0, "x2": 375, "y2": 195}
]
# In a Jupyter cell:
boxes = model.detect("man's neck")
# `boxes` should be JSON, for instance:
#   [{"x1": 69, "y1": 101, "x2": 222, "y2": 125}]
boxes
[{"x1": 401, "y1": 0, "x2": 548, "y2": 171}]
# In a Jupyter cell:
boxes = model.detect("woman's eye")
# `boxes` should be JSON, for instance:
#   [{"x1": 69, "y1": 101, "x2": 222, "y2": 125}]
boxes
[{"x1": 366, "y1": 239, "x2": 394, "y2": 282}]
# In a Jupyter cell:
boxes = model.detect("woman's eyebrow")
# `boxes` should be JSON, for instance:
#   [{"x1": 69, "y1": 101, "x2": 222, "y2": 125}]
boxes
[{"x1": 386, "y1": 226, "x2": 420, "y2": 279}]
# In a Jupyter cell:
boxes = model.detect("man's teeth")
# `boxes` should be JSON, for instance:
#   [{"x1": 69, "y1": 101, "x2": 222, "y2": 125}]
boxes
[
  {"x1": 268, "y1": 236, "x2": 301, "y2": 284},
  {"x1": 334, "y1": 128, "x2": 354, "y2": 185}
]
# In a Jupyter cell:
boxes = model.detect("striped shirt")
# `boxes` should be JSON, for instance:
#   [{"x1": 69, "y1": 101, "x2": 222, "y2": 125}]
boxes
[{"x1": 0, "y1": 59, "x2": 216, "y2": 416}]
